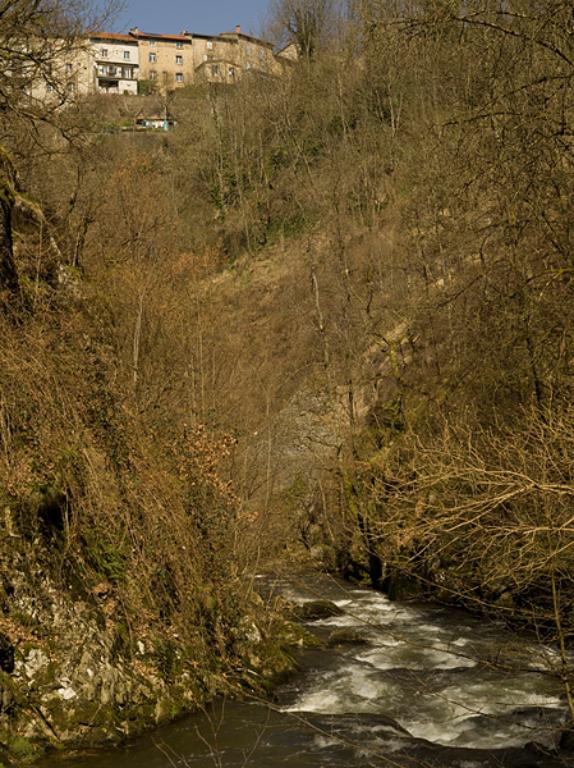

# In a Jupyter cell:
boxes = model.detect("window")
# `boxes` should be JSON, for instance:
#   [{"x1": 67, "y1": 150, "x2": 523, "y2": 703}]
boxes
[
  {"x1": 149, "y1": 52, "x2": 157, "y2": 63},
  {"x1": 123, "y1": 50, "x2": 130, "y2": 60},
  {"x1": 67, "y1": 82, "x2": 75, "y2": 93},
  {"x1": 176, "y1": 41, "x2": 183, "y2": 49},
  {"x1": 207, "y1": 40, "x2": 213, "y2": 50},
  {"x1": 176, "y1": 72, "x2": 184, "y2": 83},
  {"x1": 203, "y1": 53, "x2": 208, "y2": 62},
  {"x1": 149, "y1": 70, "x2": 157, "y2": 80},
  {"x1": 211, "y1": 64, "x2": 220, "y2": 76},
  {"x1": 175, "y1": 55, "x2": 183, "y2": 65},
  {"x1": 65, "y1": 62, "x2": 72, "y2": 74},
  {"x1": 47, "y1": 83, "x2": 54, "y2": 92},
  {"x1": 101, "y1": 48, "x2": 108, "y2": 58}
]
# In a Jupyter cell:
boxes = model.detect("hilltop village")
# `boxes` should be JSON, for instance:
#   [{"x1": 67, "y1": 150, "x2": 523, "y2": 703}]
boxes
[{"x1": 32, "y1": 25, "x2": 297, "y2": 101}]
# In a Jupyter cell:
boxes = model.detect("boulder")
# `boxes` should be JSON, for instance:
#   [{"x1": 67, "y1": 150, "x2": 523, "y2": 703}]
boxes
[
  {"x1": 292, "y1": 600, "x2": 344, "y2": 621},
  {"x1": 386, "y1": 570, "x2": 425, "y2": 601},
  {"x1": 327, "y1": 628, "x2": 368, "y2": 647}
]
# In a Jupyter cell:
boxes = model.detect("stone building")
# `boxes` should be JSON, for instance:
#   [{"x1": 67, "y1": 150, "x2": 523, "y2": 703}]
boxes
[
  {"x1": 28, "y1": 39, "x2": 94, "y2": 104},
  {"x1": 90, "y1": 32, "x2": 139, "y2": 95},
  {"x1": 189, "y1": 32, "x2": 239, "y2": 84},
  {"x1": 129, "y1": 29, "x2": 193, "y2": 90},
  {"x1": 191, "y1": 25, "x2": 280, "y2": 85},
  {"x1": 29, "y1": 24, "x2": 295, "y2": 102},
  {"x1": 219, "y1": 26, "x2": 279, "y2": 76}
]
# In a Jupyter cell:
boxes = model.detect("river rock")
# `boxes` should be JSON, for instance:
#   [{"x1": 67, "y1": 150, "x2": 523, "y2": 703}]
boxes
[
  {"x1": 292, "y1": 600, "x2": 344, "y2": 621},
  {"x1": 526, "y1": 740, "x2": 557, "y2": 756},
  {"x1": 386, "y1": 570, "x2": 425, "y2": 601},
  {"x1": 327, "y1": 628, "x2": 368, "y2": 647}
]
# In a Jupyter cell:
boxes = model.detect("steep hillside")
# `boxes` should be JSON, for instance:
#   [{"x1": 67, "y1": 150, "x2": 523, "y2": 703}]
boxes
[
  {"x1": 2, "y1": 0, "x2": 574, "y2": 759},
  {"x1": 0, "y1": 139, "x2": 296, "y2": 766}
]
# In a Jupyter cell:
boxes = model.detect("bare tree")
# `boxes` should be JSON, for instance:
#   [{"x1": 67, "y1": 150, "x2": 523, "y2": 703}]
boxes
[
  {"x1": 0, "y1": 0, "x2": 119, "y2": 299},
  {"x1": 272, "y1": 0, "x2": 336, "y2": 59}
]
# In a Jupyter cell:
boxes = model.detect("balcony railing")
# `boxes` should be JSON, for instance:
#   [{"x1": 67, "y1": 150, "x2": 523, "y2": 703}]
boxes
[{"x1": 97, "y1": 67, "x2": 137, "y2": 80}]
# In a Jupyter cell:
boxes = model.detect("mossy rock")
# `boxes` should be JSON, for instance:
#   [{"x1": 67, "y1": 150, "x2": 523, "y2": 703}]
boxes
[
  {"x1": 327, "y1": 628, "x2": 369, "y2": 647},
  {"x1": 252, "y1": 645, "x2": 297, "y2": 690},
  {"x1": 155, "y1": 638, "x2": 182, "y2": 681},
  {"x1": 273, "y1": 620, "x2": 321, "y2": 648},
  {"x1": 110, "y1": 621, "x2": 131, "y2": 660},
  {"x1": 9, "y1": 735, "x2": 39, "y2": 762},
  {"x1": 386, "y1": 571, "x2": 425, "y2": 602},
  {"x1": 291, "y1": 600, "x2": 344, "y2": 622},
  {"x1": 85, "y1": 538, "x2": 127, "y2": 584}
]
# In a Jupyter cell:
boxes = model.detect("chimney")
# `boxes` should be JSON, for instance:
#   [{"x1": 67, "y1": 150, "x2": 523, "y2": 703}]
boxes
[
  {"x1": 129, "y1": 26, "x2": 139, "y2": 36},
  {"x1": 235, "y1": 24, "x2": 241, "y2": 35}
]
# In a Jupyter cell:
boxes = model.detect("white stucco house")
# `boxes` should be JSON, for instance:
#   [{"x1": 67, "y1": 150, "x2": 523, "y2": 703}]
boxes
[{"x1": 90, "y1": 32, "x2": 139, "y2": 95}]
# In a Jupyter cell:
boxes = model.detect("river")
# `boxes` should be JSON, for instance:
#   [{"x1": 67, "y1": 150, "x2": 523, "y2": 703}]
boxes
[{"x1": 39, "y1": 571, "x2": 572, "y2": 768}]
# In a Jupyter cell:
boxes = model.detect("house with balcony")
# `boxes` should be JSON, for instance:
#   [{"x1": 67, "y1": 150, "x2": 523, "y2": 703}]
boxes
[
  {"x1": 28, "y1": 24, "x2": 294, "y2": 104},
  {"x1": 90, "y1": 32, "x2": 139, "y2": 95}
]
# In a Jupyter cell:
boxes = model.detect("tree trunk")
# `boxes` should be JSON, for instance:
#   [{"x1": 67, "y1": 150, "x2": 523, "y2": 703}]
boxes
[{"x1": 0, "y1": 184, "x2": 18, "y2": 294}]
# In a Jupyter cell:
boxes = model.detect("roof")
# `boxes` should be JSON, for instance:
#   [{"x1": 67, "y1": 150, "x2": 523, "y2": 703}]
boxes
[
  {"x1": 219, "y1": 31, "x2": 273, "y2": 49},
  {"x1": 90, "y1": 28, "x2": 274, "y2": 49},
  {"x1": 130, "y1": 30, "x2": 190, "y2": 43},
  {"x1": 187, "y1": 33, "x2": 215, "y2": 40},
  {"x1": 137, "y1": 114, "x2": 174, "y2": 121},
  {"x1": 90, "y1": 32, "x2": 137, "y2": 43}
]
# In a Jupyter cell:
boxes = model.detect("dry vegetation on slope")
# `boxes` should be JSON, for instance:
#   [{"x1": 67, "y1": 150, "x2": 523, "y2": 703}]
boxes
[
  {"x1": 43, "y1": 0, "x2": 573, "y2": 637},
  {"x1": 2, "y1": 0, "x2": 574, "y2": 757}
]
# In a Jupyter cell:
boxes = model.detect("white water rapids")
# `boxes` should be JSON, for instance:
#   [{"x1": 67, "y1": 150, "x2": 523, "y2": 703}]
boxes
[
  {"x1": 40, "y1": 572, "x2": 571, "y2": 768},
  {"x1": 276, "y1": 575, "x2": 566, "y2": 753}
]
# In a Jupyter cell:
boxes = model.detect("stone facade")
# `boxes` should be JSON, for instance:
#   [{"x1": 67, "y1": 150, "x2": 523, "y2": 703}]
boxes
[
  {"x1": 219, "y1": 27, "x2": 280, "y2": 77},
  {"x1": 192, "y1": 26, "x2": 282, "y2": 84},
  {"x1": 28, "y1": 25, "x2": 297, "y2": 101},
  {"x1": 129, "y1": 29, "x2": 193, "y2": 90},
  {"x1": 28, "y1": 40, "x2": 94, "y2": 104}
]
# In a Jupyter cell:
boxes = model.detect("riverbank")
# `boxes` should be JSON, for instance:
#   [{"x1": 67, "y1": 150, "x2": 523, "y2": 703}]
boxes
[
  {"x1": 0, "y1": 531, "x2": 301, "y2": 766},
  {"x1": 35, "y1": 571, "x2": 574, "y2": 768}
]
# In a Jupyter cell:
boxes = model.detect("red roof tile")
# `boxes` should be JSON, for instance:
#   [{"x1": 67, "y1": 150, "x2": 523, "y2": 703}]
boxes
[{"x1": 90, "y1": 31, "x2": 136, "y2": 43}]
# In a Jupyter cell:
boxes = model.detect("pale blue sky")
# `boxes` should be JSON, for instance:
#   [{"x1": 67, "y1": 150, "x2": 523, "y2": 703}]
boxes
[{"x1": 108, "y1": 0, "x2": 272, "y2": 37}]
